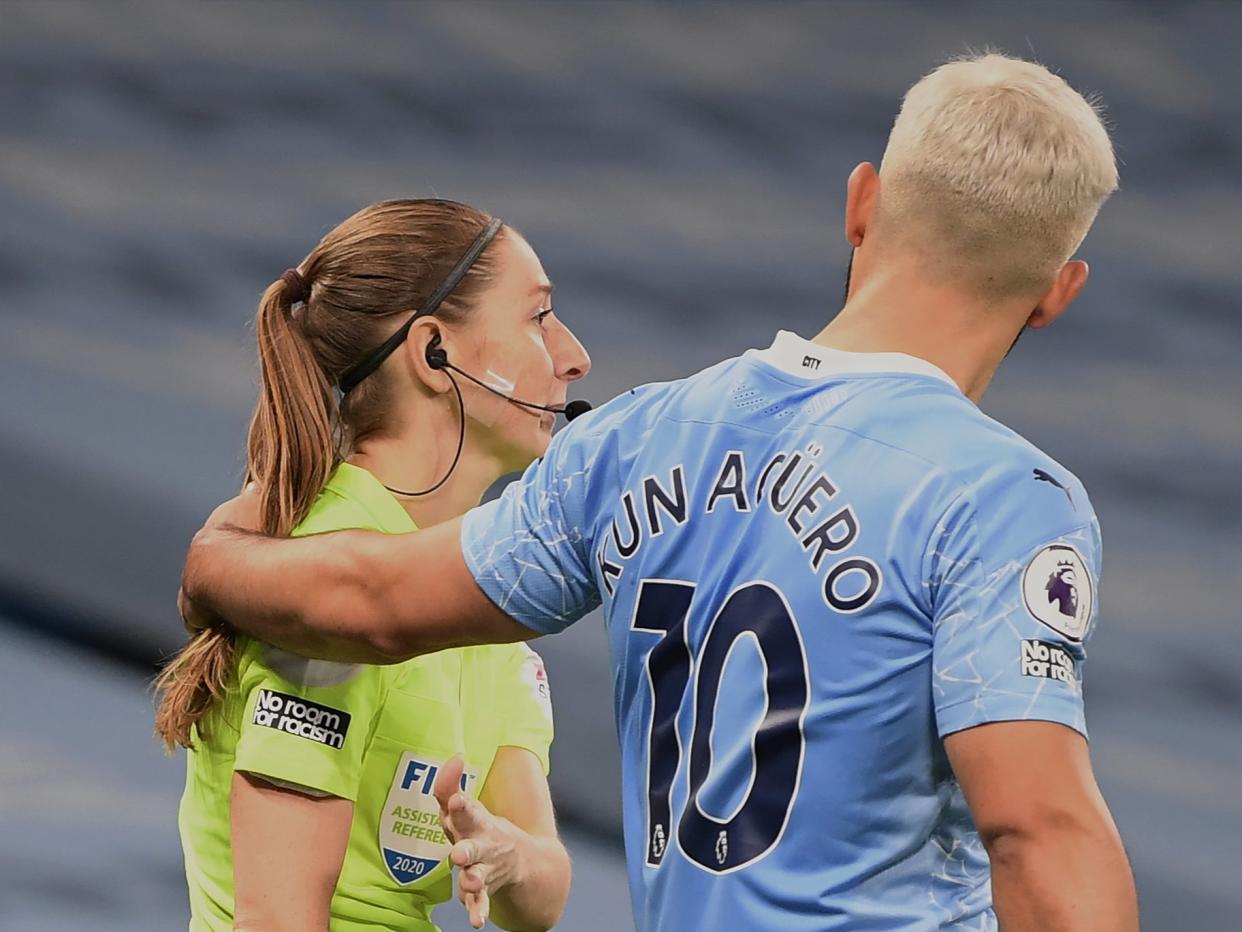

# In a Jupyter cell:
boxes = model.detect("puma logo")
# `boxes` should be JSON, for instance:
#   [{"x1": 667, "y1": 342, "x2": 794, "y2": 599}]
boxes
[{"x1": 1033, "y1": 468, "x2": 1074, "y2": 508}]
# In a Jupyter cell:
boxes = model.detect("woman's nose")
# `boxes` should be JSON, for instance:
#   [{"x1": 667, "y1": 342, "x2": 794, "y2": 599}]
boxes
[{"x1": 552, "y1": 320, "x2": 591, "y2": 382}]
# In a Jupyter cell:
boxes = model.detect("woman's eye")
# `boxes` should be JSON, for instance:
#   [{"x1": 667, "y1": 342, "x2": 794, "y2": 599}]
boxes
[{"x1": 536, "y1": 308, "x2": 554, "y2": 326}]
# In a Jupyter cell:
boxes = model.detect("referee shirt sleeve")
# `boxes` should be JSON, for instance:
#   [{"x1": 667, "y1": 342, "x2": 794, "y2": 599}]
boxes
[
  {"x1": 232, "y1": 642, "x2": 384, "y2": 801},
  {"x1": 493, "y1": 644, "x2": 556, "y2": 775}
]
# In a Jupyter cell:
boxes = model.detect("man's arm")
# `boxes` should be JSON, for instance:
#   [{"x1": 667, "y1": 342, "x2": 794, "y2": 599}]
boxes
[
  {"x1": 945, "y1": 721, "x2": 1138, "y2": 931},
  {"x1": 182, "y1": 507, "x2": 535, "y2": 664}
]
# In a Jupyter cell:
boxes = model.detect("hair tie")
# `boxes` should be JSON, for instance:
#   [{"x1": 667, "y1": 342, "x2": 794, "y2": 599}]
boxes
[{"x1": 280, "y1": 268, "x2": 310, "y2": 304}]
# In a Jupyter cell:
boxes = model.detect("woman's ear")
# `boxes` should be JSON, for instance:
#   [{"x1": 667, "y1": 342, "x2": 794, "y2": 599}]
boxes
[{"x1": 403, "y1": 318, "x2": 455, "y2": 394}]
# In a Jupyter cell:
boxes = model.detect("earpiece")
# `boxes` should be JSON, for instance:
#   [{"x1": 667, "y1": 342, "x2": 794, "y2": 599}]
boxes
[{"x1": 425, "y1": 337, "x2": 449, "y2": 370}]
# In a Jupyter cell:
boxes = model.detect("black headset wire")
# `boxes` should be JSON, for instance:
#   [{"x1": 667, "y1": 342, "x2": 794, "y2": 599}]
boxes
[
  {"x1": 380, "y1": 367, "x2": 466, "y2": 498},
  {"x1": 435, "y1": 358, "x2": 567, "y2": 415},
  {"x1": 336, "y1": 217, "x2": 502, "y2": 498}
]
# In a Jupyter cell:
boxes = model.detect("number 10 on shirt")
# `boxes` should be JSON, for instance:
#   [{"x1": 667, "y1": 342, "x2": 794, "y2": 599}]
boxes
[{"x1": 630, "y1": 579, "x2": 810, "y2": 875}]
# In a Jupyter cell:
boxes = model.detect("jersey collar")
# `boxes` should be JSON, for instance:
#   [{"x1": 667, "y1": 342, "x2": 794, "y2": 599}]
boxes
[
  {"x1": 750, "y1": 330, "x2": 959, "y2": 390},
  {"x1": 328, "y1": 462, "x2": 419, "y2": 533}
]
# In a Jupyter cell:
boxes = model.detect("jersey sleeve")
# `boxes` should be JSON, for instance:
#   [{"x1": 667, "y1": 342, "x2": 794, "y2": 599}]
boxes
[
  {"x1": 460, "y1": 417, "x2": 604, "y2": 635},
  {"x1": 232, "y1": 642, "x2": 385, "y2": 801},
  {"x1": 493, "y1": 644, "x2": 556, "y2": 775},
  {"x1": 929, "y1": 473, "x2": 1102, "y2": 741}
]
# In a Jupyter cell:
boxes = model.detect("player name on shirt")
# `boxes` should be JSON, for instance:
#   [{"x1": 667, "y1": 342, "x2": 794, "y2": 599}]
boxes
[{"x1": 595, "y1": 444, "x2": 882, "y2": 613}]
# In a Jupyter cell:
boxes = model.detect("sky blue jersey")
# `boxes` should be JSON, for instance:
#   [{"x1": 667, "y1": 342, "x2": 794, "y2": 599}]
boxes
[{"x1": 462, "y1": 331, "x2": 1102, "y2": 931}]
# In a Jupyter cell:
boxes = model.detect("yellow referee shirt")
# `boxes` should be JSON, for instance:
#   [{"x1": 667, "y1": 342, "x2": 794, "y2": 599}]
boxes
[{"x1": 179, "y1": 463, "x2": 554, "y2": 930}]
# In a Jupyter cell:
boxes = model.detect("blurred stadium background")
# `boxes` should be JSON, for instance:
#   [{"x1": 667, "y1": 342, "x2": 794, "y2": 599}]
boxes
[{"x1": 2, "y1": 2, "x2": 1239, "y2": 930}]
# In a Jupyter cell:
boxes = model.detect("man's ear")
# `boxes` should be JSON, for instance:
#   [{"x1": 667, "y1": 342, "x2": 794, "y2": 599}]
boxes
[
  {"x1": 1026, "y1": 260, "x2": 1089, "y2": 330},
  {"x1": 845, "y1": 162, "x2": 880, "y2": 248}
]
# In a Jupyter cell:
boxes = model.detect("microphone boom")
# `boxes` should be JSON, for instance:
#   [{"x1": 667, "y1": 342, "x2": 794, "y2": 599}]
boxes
[{"x1": 442, "y1": 360, "x2": 592, "y2": 421}]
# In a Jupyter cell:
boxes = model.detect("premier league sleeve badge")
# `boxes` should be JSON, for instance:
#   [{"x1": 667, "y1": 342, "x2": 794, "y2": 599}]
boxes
[{"x1": 1021, "y1": 544, "x2": 1094, "y2": 642}]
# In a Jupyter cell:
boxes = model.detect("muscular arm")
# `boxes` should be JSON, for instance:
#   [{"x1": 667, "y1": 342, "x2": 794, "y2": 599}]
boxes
[
  {"x1": 182, "y1": 511, "x2": 535, "y2": 664},
  {"x1": 231, "y1": 773, "x2": 354, "y2": 931},
  {"x1": 945, "y1": 722, "x2": 1138, "y2": 932}
]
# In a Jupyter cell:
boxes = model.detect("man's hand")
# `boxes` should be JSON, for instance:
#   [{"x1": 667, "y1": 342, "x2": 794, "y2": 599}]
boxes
[
  {"x1": 209, "y1": 483, "x2": 264, "y2": 533},
  {"x1": 178, "y1": 485, "x2": 263, "y2": 635},
  {"x1": 434, "y1": 755, "x2": 527, "y2": 929},
  {"x1": 177, "y1": 585, "x2": 221, "y2": 637}
]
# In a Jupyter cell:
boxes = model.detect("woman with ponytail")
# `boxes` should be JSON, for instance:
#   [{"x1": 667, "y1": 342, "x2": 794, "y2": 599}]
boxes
[{"x1": 154, "y1": 199, "x2": 589, "y2": 931}]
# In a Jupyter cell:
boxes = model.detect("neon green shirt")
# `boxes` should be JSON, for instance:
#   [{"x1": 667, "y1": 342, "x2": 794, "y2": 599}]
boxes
[{"x1": 179, "y1": 464, "x2": 554, "y2": 931}]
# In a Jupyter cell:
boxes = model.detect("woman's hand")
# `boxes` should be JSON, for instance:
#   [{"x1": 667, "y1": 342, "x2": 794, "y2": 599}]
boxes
[{"x1": 434, "y1": 755, "x2": 527, "y2": 929}]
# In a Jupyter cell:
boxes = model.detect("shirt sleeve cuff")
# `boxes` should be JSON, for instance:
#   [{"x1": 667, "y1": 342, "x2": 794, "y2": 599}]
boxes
[
  {"x1": 460, "y1": 504, "x2": 576, "y2": 637},
  {"x1": 935, "y1": 693, "x2": 1088, "y2": 742},
  {"x1": 233, "y1": 743, "x2": 364, "y2": 801}
]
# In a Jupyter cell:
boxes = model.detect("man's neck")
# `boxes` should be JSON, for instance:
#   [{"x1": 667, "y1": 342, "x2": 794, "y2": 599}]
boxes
[{"x1": 814, "y1": 264, "x2": 1026, "y2": 402}]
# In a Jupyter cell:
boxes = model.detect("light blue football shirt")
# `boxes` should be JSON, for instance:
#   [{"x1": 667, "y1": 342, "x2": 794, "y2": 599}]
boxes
[{"x1": 462, "y1": 330, "x2": 1102, "y2": 931}]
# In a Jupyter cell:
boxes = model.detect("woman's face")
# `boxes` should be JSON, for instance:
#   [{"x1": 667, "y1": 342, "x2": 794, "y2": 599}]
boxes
[{"x1": 450, "y1": 231, "x2": 591, "y2": 471}]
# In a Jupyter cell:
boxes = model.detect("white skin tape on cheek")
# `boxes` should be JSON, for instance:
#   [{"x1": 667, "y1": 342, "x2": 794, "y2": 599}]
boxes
[
  {"x1": 463, "y1": 367, "x2": 520, "y2": 429},
  {"x1": 482, "y1": 369, "x2": 517, "y2": 394}
]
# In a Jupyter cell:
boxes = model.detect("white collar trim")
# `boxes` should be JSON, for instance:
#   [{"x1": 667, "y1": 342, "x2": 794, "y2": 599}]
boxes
[{"x1": 750, "y1": 330, "x2": 959, "y2": 390}]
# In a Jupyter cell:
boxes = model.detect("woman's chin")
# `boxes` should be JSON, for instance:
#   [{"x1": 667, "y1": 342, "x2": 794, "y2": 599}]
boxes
[
  {"x1": 529, "y1": 419, "x2": 555, "y2": 455},
  {"x1": 497, "y1": 429, "x2": 552, "y2": 475}
]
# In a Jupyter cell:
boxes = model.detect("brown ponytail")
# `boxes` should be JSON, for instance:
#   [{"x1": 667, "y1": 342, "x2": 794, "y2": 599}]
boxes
[
  {"x1": 247, "y1": 275, "x2": 341, "y2": 537},
  {"x1": 154, "y1": 198, "x2": 502, "y2": 751},
  {"x1": 154, "y1": 276, "x2": 339, "y2": 750}
]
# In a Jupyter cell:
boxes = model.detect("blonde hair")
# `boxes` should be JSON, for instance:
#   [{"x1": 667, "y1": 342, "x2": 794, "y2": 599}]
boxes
[{"x1": 876, "y1": 51, "x2": 1118, "y2": 299}]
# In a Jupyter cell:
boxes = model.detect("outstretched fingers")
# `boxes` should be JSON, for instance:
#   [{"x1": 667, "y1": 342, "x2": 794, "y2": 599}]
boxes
[
  {"x1": 434, "y1": 755, "x2": 478, "y2": 846},
  {"x1": 433, "y1": 754, "x2": 467, "y2": 824},
  {"x1": 460, "y1": 867, "x2": 491, "y2": 928},
  {"x1": 445, "y1": 793, "x2": 488, "y2": 842}
]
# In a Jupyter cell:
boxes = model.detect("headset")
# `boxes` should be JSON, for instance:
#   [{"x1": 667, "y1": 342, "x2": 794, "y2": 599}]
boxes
[
  {"x1": 335, "y1": 216, "x2": 592, "y2": 498},
  {"x1": 425, "y1": 339, "x2": 593, "y2": 421}
]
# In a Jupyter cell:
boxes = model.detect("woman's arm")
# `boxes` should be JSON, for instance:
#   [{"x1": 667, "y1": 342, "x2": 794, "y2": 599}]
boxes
[
  {"x1": 231, "y1": 772, "x2": 354, "y2": 932},
  {"x1": 434, "y1": 751, "x2": 571, "y2": 931},
  {"x1": 478, "y1": 748, "x2": 572, "y2": 932}
]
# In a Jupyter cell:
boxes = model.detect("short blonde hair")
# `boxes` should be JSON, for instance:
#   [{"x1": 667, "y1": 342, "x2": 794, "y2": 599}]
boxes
[{"x1": 877, "y1": 52, "x2": 1118, "y2": 299}]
